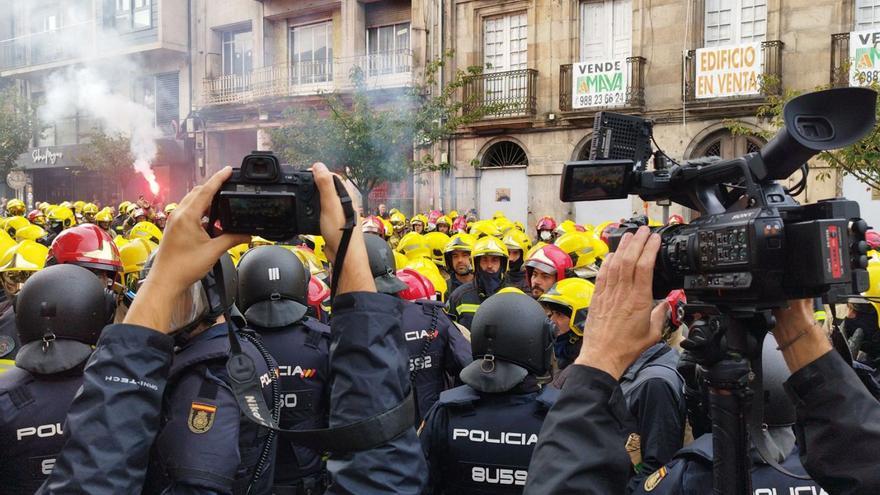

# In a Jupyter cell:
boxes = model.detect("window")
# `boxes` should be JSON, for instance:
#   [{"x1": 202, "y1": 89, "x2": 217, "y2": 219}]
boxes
[
  {"x1": 691, "y1": 130, "x2": 764, "y2": 159},
  {"x1": 482, "y1": 141, "x2": 529, "y2": 168},
  {"x1": 113, "y1": 0, "x2": 152, "y2": 32},
  {"x1": 222, "y1": 29, "x2": 254, "y2": 77},
  {"x1": 856, "y1": 0, "x2": 880, "y2": 30},
  {"x1": 366, "y1": 22, "x2": 411, "y2": 75},
  {"x1": 483, "y1": 13, "x2": 527, "y2": 73},
  {"x1": 290, "y1": 22, "x2": 333, "y2": 85},
  {"x1": 30, "y1": 7, "x2": 61, "y2": 64},
  {"x1": 704, "y1": 0, "x2": 766, "y2": 47},
  {"x1": 579, "y1": 0, "x2": 632, "y2": 62}
]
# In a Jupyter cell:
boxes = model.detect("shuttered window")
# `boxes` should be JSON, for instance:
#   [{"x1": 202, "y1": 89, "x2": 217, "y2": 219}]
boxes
[
  {"x1": 579, "y1": 0, "x2": 632, "y2": 62},
  {"x1": 156, "y1": 72, "x2": 179, "y2": 136},
  {"x1": 856, "y1": 0, "x2": 880, "y2": 30},
  {"x1": 704, "y1": 0, "x2": 766, "y2": 47}
]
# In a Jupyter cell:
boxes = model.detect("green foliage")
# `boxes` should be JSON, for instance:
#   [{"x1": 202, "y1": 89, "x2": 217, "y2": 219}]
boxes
[
  {"x1": 271, "y1": 51, "x2": 495, "y2": 210},
  {"x1": 76, "y1": 130, "x2": 135, "y2": 193},
  {"x1": 0, "y1": 87, "x2": 40, "y2": 178},
  {"x1": 725, "y1": 74, "x2": 880, "y2": 190}
]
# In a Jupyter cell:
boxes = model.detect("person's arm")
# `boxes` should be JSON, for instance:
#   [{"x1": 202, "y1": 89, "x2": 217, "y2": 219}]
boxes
[
  {"x1": 37, "y1": 324, "x2": 174, "y2": 494},
  {"x1": 626, "y1": 378, "x2": 685, "y2": 493},
  {"x1": 526, "y1": 228, "x2": 663, "y2": 494},
  {"x1": 775, "y1": 298, "x2": 880, "y2": 494},
  {"x1": 524, "y1": 365, "x2": 634, "y2": 494},
  {"x1": 418, "y1": 403, "x2": 448, "y2": 495}
]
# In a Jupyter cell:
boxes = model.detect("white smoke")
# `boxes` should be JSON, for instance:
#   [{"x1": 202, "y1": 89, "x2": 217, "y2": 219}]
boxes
[{"x1": 40, "y1": 64, "x2": 162, "y2": 194}]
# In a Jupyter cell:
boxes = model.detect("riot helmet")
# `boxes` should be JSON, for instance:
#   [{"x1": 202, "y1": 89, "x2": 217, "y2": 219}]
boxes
[
  {"x1": 365, "y1": 234, "x2": 408, "y2": 294},
  {"x1": 461, "y1": 291, "x2": 554, "y2": 393},
  {"x1": 237, "y1": 245, "x2": 310, "y2": 328}
]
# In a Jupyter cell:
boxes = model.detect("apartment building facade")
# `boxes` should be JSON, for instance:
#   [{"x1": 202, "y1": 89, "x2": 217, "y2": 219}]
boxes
[
  {"x1": 415, "y1": 0, "x2": 880, "y2": 229},
  {"x1": 0, "y1": 0, "x2": 192, "y2": 205},
  {"x1": 189, "y1": 0, "x2": 435, "y2": 212}
]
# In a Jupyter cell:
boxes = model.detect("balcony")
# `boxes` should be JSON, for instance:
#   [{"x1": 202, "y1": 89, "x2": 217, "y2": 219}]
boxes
[
  {"x1": 461, "y1": 69, "x2": 538, "y2": 120},
  {"x1": 201, "y1": 50, "x2": 414, "y2": 106},
  {"x1": 682, "y1": 40, "x2": 783, "y2": 111},
  {"x1": 559, "y1": 56, "x2": 646, "y2": 114},
  {"x1": 0, "y1": 22, "x2": 94, "y2": 71}
]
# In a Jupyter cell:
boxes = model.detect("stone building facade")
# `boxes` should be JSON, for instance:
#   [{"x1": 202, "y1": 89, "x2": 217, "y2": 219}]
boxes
[{"x1": 416, "y1": 0, "x2": 880, "y2": 229}]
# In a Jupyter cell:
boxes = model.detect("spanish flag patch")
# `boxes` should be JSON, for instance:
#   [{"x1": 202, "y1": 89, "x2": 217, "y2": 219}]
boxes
[
  {"x1": 643, "y1": 466, "x2": 667, "y2": 492},
  {"x1": 188, "y1": 402, "x2": 217, "y2": 434}
]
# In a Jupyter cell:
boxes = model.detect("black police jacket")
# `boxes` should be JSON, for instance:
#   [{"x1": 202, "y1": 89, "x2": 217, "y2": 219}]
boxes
[
  {"x1": 629, "y1": 433, "x2": 823, "y2": 494},
  {"x1": 619, "y1": 343, "x2": 686, "y2": 492},
  {"x1": 401, "y1": 299, "x2": 472, "y2": 423},
  {"x1": 420, "y1": 382, "x2": 559, "y2": 494},
  {"x1": 526, "y1": 351, "x2": 880, "y2": 495},
  {"x1": 141, "y1": 322, "x2": 276, "y2": 495},
  {"x1": 38, "y1": 292, "x2": 428, "y2": 495},
  {"x1": 0, "y1": 366, "x2": 84, "y2": 494},
  {"x1": 251, "y1": 317, "x2": 331, "y2": 488}
]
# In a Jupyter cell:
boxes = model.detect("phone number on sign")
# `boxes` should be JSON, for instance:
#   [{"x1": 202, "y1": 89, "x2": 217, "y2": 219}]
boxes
[
  {"x1": 575, "y1": 92, "x2": 626, "y2": 107},
  {"x1": 855, "y1": 70, "x2": 880, "y2": 84}
]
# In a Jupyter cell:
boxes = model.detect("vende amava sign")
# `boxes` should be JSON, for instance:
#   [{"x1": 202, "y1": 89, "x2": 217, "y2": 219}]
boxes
[
  {"x1": 694, "y1": 43, "x2": 763, "y2": 99},
  {"x1": 571, "y1": 59, "x2": 628, "y2": 109},
  {"x1": 850, "y1": 30, "x2": 880, "y2": 86}
]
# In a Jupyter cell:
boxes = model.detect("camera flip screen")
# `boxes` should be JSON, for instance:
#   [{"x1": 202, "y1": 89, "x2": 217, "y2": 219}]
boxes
[
  {"x1": 219, "y1": 193, "x2": 297, "y2": 235},
  {"x1": 560, "y1": 160, "x2": 634, "y2": 202}
]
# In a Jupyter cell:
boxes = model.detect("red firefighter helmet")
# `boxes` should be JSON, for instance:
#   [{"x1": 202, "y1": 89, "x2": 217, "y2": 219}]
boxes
[
  {"x1": 308, "y1": 276, "x2": 331, "y2": 319},
  {"x1": 525, "y1": 243, "x2": 572, "y2": 282},
  {"x1": 867, "y1": 229, "x2": 880, "y2": 251},
  {"x1": 48, "y1": 224, "x2": 123, "y2": 273},
  {"x1": 452, "y1": 216, "x2": 468, "y2": 233},
  {"x1": 395, "y1": 268, "x2": 437, "y2": 301},
  {"x1": 668, "y1": 214, "x2": 685, "y2": 225},
  {"x1": 362, "y1": 216, "x2": 386, "y2": 237},
  {"x1": 536, "y1": 216, "x2": 557, "y2": 232}
]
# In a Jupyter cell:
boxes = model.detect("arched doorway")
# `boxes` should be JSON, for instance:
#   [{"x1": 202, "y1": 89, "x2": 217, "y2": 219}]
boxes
[
  {"x1": 690, "y1": 130, "x2": 764, "y2": 159},
  {"x1": 478, "y1": 140, "x2": 529, "y2": 223}
]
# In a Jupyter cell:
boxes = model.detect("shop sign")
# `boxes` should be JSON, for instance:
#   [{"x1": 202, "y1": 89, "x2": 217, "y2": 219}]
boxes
[
  {"x1": 694, "y1": 42, "x2": 763, "y2": 99},
  {"x1": 572, "y1": 59, "x2": 628, "y2": 109},
  {"x1": 31, "y1": 148, "x2": 64, "y2": 166}
]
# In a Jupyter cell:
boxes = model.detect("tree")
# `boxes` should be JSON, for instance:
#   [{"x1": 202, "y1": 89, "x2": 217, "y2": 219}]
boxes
[
  {"x1": 75, "y1": 130, "x2": 135, "y2": 197},
  {"x1": 271, "y1": 51, "x2": 496, "y2": 212},
  {"x1": 0, "y1": 86, "x2": 39, "y2": 179},
  {"x1": 726, "y1": 77, "x2": 880, "y2": 190}
]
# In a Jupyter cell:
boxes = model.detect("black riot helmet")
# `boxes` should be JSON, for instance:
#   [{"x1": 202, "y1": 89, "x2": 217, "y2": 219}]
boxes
[
  {"x1": 364, "y1": 233, "x2": 408, "y2": 294},
  {"x1": 461, "y1": 290, "x2": 554, "y2": 393},
  {"x1": 15, "y1": 264, "x2": 113, "y2": 374},
  {"x1": 237, "y1": 245, "x2": 310, "y2": 328},
  {"x1": 761, "y1": 333, "x2": 794, "y2": 427}
]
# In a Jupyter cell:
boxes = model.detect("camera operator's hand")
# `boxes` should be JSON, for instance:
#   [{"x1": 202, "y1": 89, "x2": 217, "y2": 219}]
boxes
[
  {"x1": 311, "y1": 162, "x2": 376, "y2": 295},
  {"x1": 125, "y1": 167, "x2": 249, "y2": 333},
  {"x1": 575, "y1": 226, "x2": 662, "y2": 379},
  {"x1": 773, "y1": 298, "x2": 832, "y2": 373}
]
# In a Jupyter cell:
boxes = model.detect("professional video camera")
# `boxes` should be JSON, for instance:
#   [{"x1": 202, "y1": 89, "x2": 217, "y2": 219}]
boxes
[
  {"x1": 560, "y1": 87, "x2": 877, "y2": 311},
  {"x1": 561, "y1": 87, "x2": 878, "y2": 495},
  {"x1": 209, "y1": 151, "x2": 321, "y2": 241}
]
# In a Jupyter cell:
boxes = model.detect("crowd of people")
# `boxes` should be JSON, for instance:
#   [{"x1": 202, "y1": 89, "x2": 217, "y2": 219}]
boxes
[{"x1": 0, "y1": 166, "x2": 878, "y2": 494}]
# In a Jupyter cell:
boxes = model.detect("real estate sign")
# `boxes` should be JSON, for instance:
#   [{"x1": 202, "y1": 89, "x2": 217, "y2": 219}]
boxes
[
  {"x1": 572, "y1": 59, "x2": 628, "y2": 109},
  {"x1": 694, "y1": 43, "x2": 763, "y2": 99}
]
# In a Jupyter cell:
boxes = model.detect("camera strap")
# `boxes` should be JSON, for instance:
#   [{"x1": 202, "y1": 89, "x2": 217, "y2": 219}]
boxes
[{"x1": 218, "y1": 175, "x2": 415, "y2": 452}]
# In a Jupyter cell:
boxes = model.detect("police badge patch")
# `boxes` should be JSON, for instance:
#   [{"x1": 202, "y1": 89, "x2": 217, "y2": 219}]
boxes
[
  {"x1": 188, "y1": 402, "x2": 217, "y2": 434},
  {"x1": 643, "y1": 466, "x2": 667, "y2": 492}
]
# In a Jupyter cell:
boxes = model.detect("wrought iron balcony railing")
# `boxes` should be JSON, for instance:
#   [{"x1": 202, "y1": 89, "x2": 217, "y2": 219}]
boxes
[
  {"x1": 559, "y1": 56, "x2": 646, "y2": 112},
  {"x1": 462, "y1": 68, "x2": 538, "y2": 119}
]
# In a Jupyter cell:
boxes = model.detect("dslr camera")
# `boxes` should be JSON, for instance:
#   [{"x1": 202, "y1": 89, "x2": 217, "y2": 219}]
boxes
[
  {"x1": 210, "y1": 151, "x2": 321, "y2": 241},
  {"x1": 560, "y1": 88, "x2": 877, "y2": 310}
]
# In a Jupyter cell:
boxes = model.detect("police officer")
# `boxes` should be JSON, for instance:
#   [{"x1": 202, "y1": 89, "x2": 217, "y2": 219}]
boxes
[
  {"x1": 446, "y1": 236, "x2": 511, "y2": 329},
  {"x1": 141, "y1": 253, "x2": 277, "y2": 495},
  {"x1": 364, "y1": 234, "x2": 472, "y2": 422},
  {"x1": 420, "y1": 290, "x2": 557, "y2": 494},
  {"x1": 632, "y1": 334, "x2": 825, "y2": 494},
  {"x1": 237, "y1": 245, "x2": 331, "y2": 494},
  {"x1": 0, "y1": 264, "x2": 115, "y2": 494}
]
